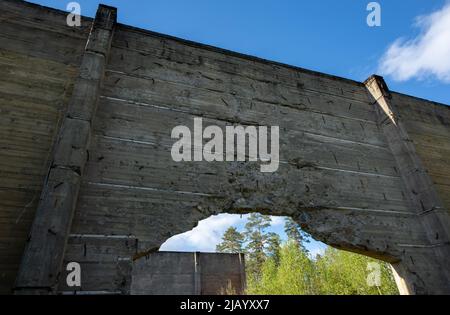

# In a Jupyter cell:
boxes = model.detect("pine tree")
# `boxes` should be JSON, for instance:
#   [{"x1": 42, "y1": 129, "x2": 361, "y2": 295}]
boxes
[
  {"x1": 216, "y1": 227, "x2": 244, "y2": 253},
  {"x1": 244, "y1": 213, "x2": 272, "y2": 281},
  {"x1": 266, "y1": 232, "x2": 281, "y2": 264},
  {"x1": 284, "y1": 217, "x2": 310, "y2": 252}
]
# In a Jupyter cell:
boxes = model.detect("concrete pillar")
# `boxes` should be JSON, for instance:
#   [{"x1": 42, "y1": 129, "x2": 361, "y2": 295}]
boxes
[
  {"x1": 365, "y1": 75, "x2": 450, "y2": 294},
  {"x1": 14, "y1": 5, "x2": 117, "y2": 294}
]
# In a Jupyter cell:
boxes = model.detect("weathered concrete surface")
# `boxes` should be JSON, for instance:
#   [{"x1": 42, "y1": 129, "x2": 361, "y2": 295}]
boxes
[
  {"x1": 0, "y1": 0, "x2": 92, "y2": 294},
  {"x1": 365, "y1": 76, "x2": 450, "y2": 294},
  {"x1": 0, "y1": 0, "x2": 449, "y2": 295},
  {"x1": 130, "y1": 252, "x2": 246, "y2": 295},
  {"x1": 13, "y1": 3, "x2": 117, "y2": 294}
]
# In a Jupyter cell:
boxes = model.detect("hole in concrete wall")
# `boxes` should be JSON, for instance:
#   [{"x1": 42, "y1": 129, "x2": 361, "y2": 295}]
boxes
[
  {"x1": 160, "y1": 213, "x2": 326, "y2": 257},
  {"x1": 158, "y1": 213, "x2": 399, "y2": 295}
]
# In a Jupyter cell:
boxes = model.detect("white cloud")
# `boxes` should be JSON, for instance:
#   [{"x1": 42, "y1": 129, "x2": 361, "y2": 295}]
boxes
[
  {"x1": 160, "y1": 214, "x2": 289, "y2": 252},
  {"x1": 160, "y1": 214, "x2": 244, "y2": 252},
  {"x1": 379, "y1": 3, "x2": 450, "y2": 83},
  {"x1": 270, "y1": 216, "x2": 286, "y2": 227}
]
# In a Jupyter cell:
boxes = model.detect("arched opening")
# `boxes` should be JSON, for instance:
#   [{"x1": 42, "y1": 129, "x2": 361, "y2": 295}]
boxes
[{"x1": 133, "y1": 213, "x2": 399, "y2": 295}]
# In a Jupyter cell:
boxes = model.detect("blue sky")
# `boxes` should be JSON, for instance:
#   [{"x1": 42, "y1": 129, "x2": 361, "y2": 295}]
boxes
[
  {"x1": 159, "y1": 214, "x2": 328, "y2": 258},
  {"x1": 27, "y1": 1, "x2": 450, "y2": 254},
  {"x1": 29, "y1": 0, "x2": 450, "y2": 104},
  {"x1": 161, "y1": 214, "x2": 326, "y2": 257}
]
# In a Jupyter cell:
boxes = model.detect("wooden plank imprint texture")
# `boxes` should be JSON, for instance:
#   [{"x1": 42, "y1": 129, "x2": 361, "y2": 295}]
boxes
[
  {"x1": 68, "y1": 26, "x2": 426, "y2": 275},
  {"x1": 0, "y1": 0, "x2": 89, "y2": 294},
  {"x1": 391, "y1": 93, "x2": 450, "y2": 213}
]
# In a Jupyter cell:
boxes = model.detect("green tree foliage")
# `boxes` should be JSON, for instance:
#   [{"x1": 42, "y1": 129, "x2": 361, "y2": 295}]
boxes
[
  {"x1": 243, "y1": 213, "x2": 272, "y2": 281},
  {"x1": 216, "y1": 227, "x2": 245, "y2": 253},
  {"x1": 248, "y1": 241, "x2": 316, "y2": 294},
  {"x1": 284, "y1": 218, "x2": 310, "y2": 252},
  {"x1": 266, "y1": 232, "x2": 281, "y2": 264},
  {"x1": 216, "y1": 215, "x2": 399, "y2": 295},
  {"x1": 247, "y1": 243, "x2": 399, "y2": 295},
  {"x1": 314, "y1": 247, "x2": 398, "y2": 295}
]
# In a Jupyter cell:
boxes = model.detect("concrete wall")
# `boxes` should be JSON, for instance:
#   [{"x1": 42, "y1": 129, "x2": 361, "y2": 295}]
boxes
[
  {"x1": 0, "y1": 1, "x2": 449, "y2": 295},
  {"x1": 0, "y1": 0, "x2": 91, "y2": 294},
  {"x1": 130, "y1": 252, "x2": 246, "y2": 295},
  {"x1": 391, "y1": 93, "x2": 450, "y2": 210},
  {"x1": 385, "y1": 92, "x2": 450, "y2": 294}
]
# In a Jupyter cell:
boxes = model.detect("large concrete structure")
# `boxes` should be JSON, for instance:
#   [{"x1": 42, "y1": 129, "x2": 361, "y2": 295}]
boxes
[{"x1": 0, "y1": 0, "x2": 449, "y2": 295}]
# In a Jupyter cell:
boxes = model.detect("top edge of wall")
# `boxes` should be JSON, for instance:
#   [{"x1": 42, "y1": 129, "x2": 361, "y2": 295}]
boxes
[
  {"x1": 17, "y1": 0, "x2": 93, "y2": 22},
  {"x1": 115, "y1": 22, "x2": 367, "y2": 88},
  {"x1": 390, "y1": 91, "x2": 450, "y2": 108},
  {"x1": 14, "y1": 0, "x2": 450, "y2": 108}
]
